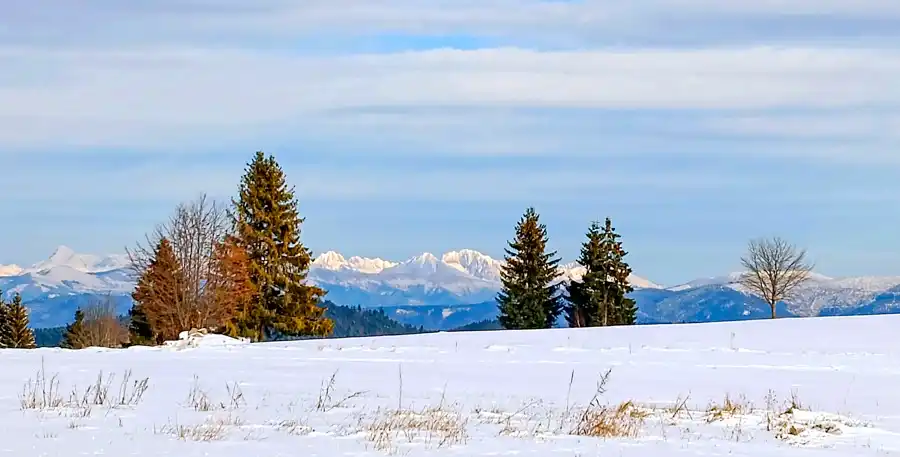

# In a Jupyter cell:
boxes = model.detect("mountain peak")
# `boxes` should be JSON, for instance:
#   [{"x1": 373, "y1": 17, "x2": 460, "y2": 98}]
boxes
[
  {"x1": 49, "y1": 245, "x2": 77, "y2": 262},
  {"x1": 442, "y1": 249, "x2": 502, "y2": 281},
  {"x1": 346, "y1": 256, "x2": 396, "y2": 274},
  {"x1": 405, "y1": 252, "x2": 439, "y2": 265},
  {"x1": 312, "y1": 251, "x2": 347, "y2": 271}
]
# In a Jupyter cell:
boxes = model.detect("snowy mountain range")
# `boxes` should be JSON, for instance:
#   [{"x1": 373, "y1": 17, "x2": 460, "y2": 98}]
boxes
[
  {"x1": 308, "y1": 249, "x2": 661, "y2": 306},
  {"x1": 4, "y1": 246, "x2": 900, "y2": 328}
]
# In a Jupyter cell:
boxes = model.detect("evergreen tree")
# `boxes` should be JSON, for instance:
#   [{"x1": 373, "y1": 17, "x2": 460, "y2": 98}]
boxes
[
  {"x1": 128, "y1": 302, "x2": 154, "y2": 345},
  {"x1": 232, "y1": 151, "x2": 332, "y2": 340},
  {"x1": 0, "y1": 291, "x2": 10, "y2": 348},
  {"x1": 209, "y1": 235, "x2": 256, "y2": 338},
  {"x1": 564, "y1": 221, "x2": 605, "y2": 327},
  {"x1": 497, "y1": 207, "x2": 562, "y2": 329},
  {"x1": 6, "y1": 294, "x2": 36, "y2": 348},
  {"x1": 62, "y1": 308, "x2": 87, "y2": 349},
  {"x1": 600, "y1": 218, "x2": 636, "y2": 326},
  {"x1": 564, "y1": 218, "x2": 637, "y2": 327},
  {"x1": 131, "y1": 237, "x2": 184, "y2": 343}
]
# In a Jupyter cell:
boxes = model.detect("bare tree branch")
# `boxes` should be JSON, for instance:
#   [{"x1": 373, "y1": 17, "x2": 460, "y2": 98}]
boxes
[
  {"x1": 82, "y1": 294, "x2": 128, "y2": 348},
  {"x1": 739, "y1": 236, "x2": 813, "y2": 318},
  {"x1": 128, "y1": 193, "x2": 233, "y2": 338}
]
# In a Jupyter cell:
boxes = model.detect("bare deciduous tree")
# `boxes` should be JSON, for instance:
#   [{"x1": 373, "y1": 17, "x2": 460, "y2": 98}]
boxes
[
  {"x1": 739, "y1": 237, "x2": 813, "y2": 319},
  {"x1": 82, "y1": 295, "x2": 129, "y2": 348},
  {"x1": 127, "y1": 194, "x2": 232, "y2": 337}
]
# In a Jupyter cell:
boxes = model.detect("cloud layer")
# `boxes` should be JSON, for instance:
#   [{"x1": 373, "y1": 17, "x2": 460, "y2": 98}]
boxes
[{"x1": 2, "y1": 1, "x2": 899, "y2": 282}]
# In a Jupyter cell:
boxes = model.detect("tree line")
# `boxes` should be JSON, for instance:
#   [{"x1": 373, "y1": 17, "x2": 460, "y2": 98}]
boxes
[
  {"x1": 495, "y1": 206, "x2": 815, "y2": 326},
  {"x1": 28, "y1": 301, "x2": 423, "y2": 347},
  {"x1": 8, "y1": 152, "x2": 817, "y2": 350},
  {"x1": 496, "y1": 208, "x2": 637, "y2": 329},
  {"x1": 60, "y1": 151, "x2": 334, "y2": 349}
]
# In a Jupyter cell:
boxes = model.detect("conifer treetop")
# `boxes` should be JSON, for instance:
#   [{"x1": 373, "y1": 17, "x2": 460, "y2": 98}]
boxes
[{"x1": 497, "y1": 207, "x2": 562, "y2": 329}]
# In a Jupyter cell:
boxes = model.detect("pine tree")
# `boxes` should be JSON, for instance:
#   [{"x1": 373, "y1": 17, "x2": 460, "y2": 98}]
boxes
[
  {"x1": 0, "y1": 291, "x2": 10, "y2": 348},
  {"x1": 131, "y1": 237, "x2": 185, "y2": 343},
  {"x1": 497, "y1": 207, "x2": 562, "y2": 329},
  {"x1": 6, "y1": 294, "x2": 36, "y2": 348},
  {"x1": 232, "y1": 151, "x2": 332, "y2": 340},
  {"x1": 564, "y1": 218, "x2": 637, "y2": 327},
  {"x1": 128, "y1": 302, "x2": 154, "y2": 346},
  {"x1": 564, "y1": 221, "x2": 606, "y2": 327},
  {"x1": 600, "y1": 218, "x2": 636, "y2": 326},
  {"x1": 62, "y1": 308, "x2": 87, "y2": 349}
]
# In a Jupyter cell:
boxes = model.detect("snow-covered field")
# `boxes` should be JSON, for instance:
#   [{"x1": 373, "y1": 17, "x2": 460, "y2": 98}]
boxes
[{"x1": 3, "y1": 315, "x2": 900, "y2": 456}]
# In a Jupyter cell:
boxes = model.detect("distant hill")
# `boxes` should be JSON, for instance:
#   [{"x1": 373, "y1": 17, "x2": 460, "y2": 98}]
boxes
[
  {"x1": 449, "y1": 319, "x2": 502, "y2": 332},
  {"x1": 325, "y1": 303, "x2": 425, "y2": 338},
  {"x1": 379, "y1": 301, "x2": 499, "y2": 330}
]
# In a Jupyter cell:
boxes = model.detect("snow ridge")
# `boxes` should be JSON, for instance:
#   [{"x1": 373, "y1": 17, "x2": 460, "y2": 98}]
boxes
[
  {"x1": 309, "y1": 249, "x2": 659, "y2": 289},
  {"x1": 6, "y1": 246, "x2": 900, "y2": 320}
]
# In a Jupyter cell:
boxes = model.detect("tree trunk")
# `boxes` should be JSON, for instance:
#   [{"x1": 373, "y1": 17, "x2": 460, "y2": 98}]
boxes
[{"x1": 770, "y1": 301, "x2": 776, "y2": 319}]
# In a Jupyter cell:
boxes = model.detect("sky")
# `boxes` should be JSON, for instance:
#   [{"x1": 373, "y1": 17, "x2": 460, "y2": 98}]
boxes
[{"x1": 2, "y1": 1, "x2": 900, "y2": 285}]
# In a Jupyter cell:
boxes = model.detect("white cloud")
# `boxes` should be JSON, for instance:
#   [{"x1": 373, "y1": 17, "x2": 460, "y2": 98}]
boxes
[
  {"x1": 0, "y1": 156, "x2": 748, "y2": 204},
  {"x1": 708, "y1": 113, "x2": 900, "y2": 139},
  {"x1": 2, "y1": 46, "x2": 900, "y2": 150},
  {"x1": 4, "y1": 1, "x2": 900, "y2": 47}
]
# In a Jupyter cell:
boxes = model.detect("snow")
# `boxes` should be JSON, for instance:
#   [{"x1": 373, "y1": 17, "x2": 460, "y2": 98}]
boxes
[
  {"x1": 28, "y1": 245, "x2": 131, "y2": 274},
  {"x1": 4, "y1": 315, "x2": 900, "y2": 455},
  {"x1": 164, "y1": 330, "x2": 251, "y2": 350},
  {"x1": 558, "y1": 262, "x2": 663, "y2": 289},
  {"x1": 311, "y1": 251, "x2": 398, "y2": 274},
  {"x1": 442, "y1": 249, "x2": 504, "y2": 282},
  {"x1": 0, "y1": 264, "x2": 23, "y2": 277}
]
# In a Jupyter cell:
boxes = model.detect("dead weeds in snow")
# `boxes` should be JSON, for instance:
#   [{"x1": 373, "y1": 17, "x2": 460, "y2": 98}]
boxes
[
  {"x1": 366, "y1": 404, "x2": 469, "y2": 453},
  {"x1": 184, "y1": 375, "x2": 245, "y2": 411},
  {"x1": 155, "y1": 414, "x2": 247, "y2": 442},
  {"x1": 19, "y1": 359, "x2": 149, "y2": 413},
  {"x1": 705, "y1": 394, "x2": 750, "y2": 423}
]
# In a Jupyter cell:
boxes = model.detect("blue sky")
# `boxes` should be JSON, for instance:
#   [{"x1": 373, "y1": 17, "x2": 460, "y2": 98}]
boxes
[{"x1": 2, "y1": 1, "x2": 900, "y2": 285}]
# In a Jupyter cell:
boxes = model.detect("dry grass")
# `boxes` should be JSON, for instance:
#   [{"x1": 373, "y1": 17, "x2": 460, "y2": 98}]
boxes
[
  {"x1": 566, "y1": 368, "x2": 647, "y2": 439},
  {"x1": 19, "y1": 360, "x2": 149, "y2": 412},
  {"x1": 366, "y1": 404, "x2": 468, "y2": 452},
  {"x1": 156, "y1": 420, "x2": 229, "y2": 442},
  {"x1": 315, "y1": 370, "x2": 367, "y2": 412},
  {"x1": 155, "y1": 414, "x2": 245, "y2": 442},
  {"x1": 184, "y1": 376, "x2": 244, "y2": 411},
  {"x1": 571, "y1": 400, "x2": 649, "y2": 438},
  {"x1": 271, "y1": 418, "x2": 313, "y2": 436},
  {"x1": 705, "y1": 394, "x2": 749, "y2": 423}
]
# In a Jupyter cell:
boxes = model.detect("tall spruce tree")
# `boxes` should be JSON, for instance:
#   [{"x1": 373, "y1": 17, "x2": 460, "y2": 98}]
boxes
[
  {"x1": 598, "y1": 218, "x2": 636, "y2": 326},
  {"x1": 232, "y1": 151, "x2": 332, "y2": 340},
  {"x1": 564, "y1": 221, "x2": 606, "y2": 327},
  {"x1": 564, "y1": 218, "x2": 637, "y2": 327},
  {"x1": 6, "y1": 294, "x2": 36, "y2": 348},
  {"x1": 497, "y1": 207, "x2": 562, "y2": 329},
  {"x1": 62, "y1": 308, "x2": 87, "y2": 349},
  {"x1": 0, "y1": 291, "x2": 10, "y2": 348}
]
